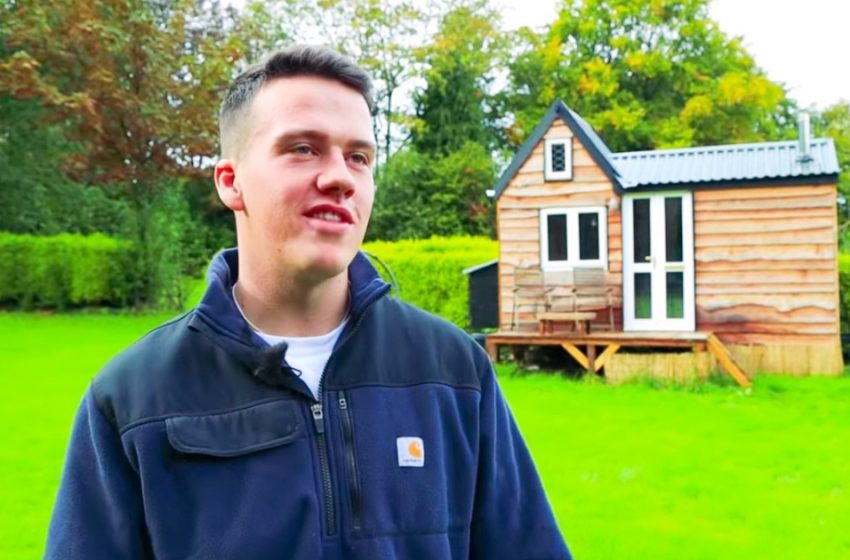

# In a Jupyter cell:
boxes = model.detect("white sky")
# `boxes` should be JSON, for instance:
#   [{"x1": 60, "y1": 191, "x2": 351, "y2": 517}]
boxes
[{"x1": 493, "y1": 0, "x2": 850, "y2": 110}]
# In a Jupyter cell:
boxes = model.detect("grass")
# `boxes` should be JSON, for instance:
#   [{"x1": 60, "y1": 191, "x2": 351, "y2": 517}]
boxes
[
  {"x1": 0, "y1": 311, "x2": 172, "y2": 557},
  {"x1": 1, "y1": 312, "x2": 849, "y2": 558},
  {"x1": 499, "y1": 367, "x2": 850, "y2": 559}
]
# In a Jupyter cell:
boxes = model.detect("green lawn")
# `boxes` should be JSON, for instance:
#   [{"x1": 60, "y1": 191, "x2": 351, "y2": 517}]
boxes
[{"x1": 1, "y1": 312, "x2": 849, "y2": 559}]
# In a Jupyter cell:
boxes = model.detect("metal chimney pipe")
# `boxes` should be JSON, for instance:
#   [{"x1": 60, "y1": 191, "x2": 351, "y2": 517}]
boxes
[{"x1": 797, "y1": 111, "x2": 813, "y2": 163}]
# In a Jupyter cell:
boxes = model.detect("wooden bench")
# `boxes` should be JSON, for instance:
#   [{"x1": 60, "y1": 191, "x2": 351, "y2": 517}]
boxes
[{"x1": 510, "y1": 266, "x2": 615, "y2": 333}]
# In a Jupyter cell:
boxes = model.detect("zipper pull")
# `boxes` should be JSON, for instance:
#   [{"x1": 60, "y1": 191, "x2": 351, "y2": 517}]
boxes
[
  {"x1": 310, "y1": 403, "x2": 325, "y2": 434},
  {"x1": 339, "y1": 395, "x2": 347, "y2": 410}
]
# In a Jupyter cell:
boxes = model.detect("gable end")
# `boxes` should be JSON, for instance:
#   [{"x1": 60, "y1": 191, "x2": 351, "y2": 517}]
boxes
[{"x1": 493, "y1": 101, "x2": 623, "y2": 199}]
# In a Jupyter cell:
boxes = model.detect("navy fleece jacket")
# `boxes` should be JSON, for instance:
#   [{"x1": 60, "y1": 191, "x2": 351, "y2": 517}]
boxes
[{"x1": 45, "y1": 249, "x2": 571, "y2": 559}]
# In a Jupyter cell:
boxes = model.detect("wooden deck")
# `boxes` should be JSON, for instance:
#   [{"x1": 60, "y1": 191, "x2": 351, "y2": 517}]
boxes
[{"x1": 485, "y1": 330, "x2": 751, "y2": 387}]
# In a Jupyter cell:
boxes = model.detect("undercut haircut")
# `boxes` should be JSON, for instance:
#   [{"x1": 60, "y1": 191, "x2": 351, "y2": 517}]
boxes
[{"x1": 219, "y1": 44, "x2": 375, "y2": 158}]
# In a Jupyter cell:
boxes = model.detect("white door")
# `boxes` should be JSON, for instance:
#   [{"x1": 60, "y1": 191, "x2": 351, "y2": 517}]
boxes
[{"x1": 622, "y1": 192, "x2": 695, "y2": 331}]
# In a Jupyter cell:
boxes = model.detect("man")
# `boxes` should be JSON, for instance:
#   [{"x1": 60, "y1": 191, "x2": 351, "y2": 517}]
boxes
[{"x1": 45, "y1": 45, "x2": 571, "y2": 559}]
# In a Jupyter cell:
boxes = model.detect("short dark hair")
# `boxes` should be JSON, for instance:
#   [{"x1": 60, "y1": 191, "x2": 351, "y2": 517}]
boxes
[{"x1": 219, "y1": 45, "x2": 375, "y2": 157}]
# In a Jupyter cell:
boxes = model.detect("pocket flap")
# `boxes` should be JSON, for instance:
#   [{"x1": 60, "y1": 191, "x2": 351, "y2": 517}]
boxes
[{"x1": 166, "y1": 400, "x2": 302, "y2": 457}]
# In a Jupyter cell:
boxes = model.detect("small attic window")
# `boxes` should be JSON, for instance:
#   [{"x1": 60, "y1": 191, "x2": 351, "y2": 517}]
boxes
[{"x1": 544, "y1": 138, "x2": 572, "y2": 180}]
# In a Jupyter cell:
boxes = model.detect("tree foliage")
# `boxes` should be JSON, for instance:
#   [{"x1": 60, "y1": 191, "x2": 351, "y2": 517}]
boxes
[
  {"x1": 0, "y1": 95, "x2": 131, "y2": 235},
  {"x1": 369, "y1": 2, "x2": 503, "y2": 240},
  {"x1": 0, "y1": 0, "x2": 245, "y2": 189},
  {"x1": 815, "y1": 101, "x2": 850, "y2": 242},
  {"x1": 369, "y1": 141, "x2": 495, "y2": 241},
  {"x1": 0, "y1": 0, "x2": 274, "y2": 303},
  {"x1": 504, "y1": 0, "x2": 795, "y2": 151},
  {"x1": 315, "y1": 0, "x2": 426, "y2": 162},
  {"x1": 1, "y1": 0, "x2": 828, "y2": 270},
  {"x1": 411, "y1": 1, "x2": 504, "y2": 155}
]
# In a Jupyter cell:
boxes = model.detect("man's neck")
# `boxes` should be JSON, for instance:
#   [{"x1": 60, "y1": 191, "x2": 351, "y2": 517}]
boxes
[{"x1": 233, "y1": 270, "x2": 349, "y2": 338}]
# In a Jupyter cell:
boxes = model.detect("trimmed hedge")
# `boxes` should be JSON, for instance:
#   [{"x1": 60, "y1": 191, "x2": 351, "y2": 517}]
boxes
[
  {"x1": 0, "y1": 233, "x2": 138, "y2": 309},
  {"x1": 363, "y1": 236, "x2": 497, "y2": 329},
  {"x1": 839, "y1": 253, "x2": 850, "y2": 333}
]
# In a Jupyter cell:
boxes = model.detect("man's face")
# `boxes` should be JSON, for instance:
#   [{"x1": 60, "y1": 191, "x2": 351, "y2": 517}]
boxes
[{"x1": 216, "y1": 75, "x2": 376, "y2": 284}]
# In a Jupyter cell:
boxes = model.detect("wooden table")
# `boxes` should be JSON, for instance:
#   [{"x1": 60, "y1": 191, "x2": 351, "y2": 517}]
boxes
[{"x1": 537, "y1": 311, "x2": 597, "y2": 335}]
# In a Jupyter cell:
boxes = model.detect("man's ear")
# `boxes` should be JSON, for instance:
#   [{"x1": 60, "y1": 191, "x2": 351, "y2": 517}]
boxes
[{"x1": 214, "y1": 159, "x2": 245, "y2": 212}]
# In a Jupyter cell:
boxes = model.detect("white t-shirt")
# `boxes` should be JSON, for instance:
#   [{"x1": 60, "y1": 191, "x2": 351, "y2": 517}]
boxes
[{"x1": 233, "y1": 287, "x2": 347, "y2": 400}]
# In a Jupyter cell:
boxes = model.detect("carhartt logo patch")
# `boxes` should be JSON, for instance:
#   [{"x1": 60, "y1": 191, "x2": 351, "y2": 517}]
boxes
[{"x1": 396, "y1": 437, "x2": 424, "y2": 467}]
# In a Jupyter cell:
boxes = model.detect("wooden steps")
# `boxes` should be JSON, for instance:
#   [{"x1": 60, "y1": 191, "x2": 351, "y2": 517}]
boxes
[{"x1": 706, "y1": 334, "x2": 752, "y2": 388}]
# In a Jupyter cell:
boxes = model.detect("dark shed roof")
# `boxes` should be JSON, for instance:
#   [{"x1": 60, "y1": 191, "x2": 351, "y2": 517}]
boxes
[
  {"x1": 462, "y1": 259, "x2": 498, "y2": 275},
  {"x1": 494, "y1": 102, "x2": 840, "y2": 198}
]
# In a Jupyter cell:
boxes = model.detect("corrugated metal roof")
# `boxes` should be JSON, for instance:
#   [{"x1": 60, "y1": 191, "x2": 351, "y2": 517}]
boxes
[
  {"x1": 493, "y1": 101, "x2": 840, "y2": 197},
  {"x1": 611, "y1": 139, "x2": 840, "y2": 189}
]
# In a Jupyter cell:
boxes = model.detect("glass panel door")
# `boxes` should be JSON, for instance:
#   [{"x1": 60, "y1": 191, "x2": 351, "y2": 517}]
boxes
[{"x1": 622, "y1": 192, "x2": 694, "y2": 331}]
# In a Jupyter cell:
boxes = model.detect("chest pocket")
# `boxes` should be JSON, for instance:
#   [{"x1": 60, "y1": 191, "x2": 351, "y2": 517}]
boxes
[
  {"x1": 165, "y1": 399, "x2": 303, "y2": 457},
  {"x1": 146, "y1": 400, "x2": 321, "y2": 560}
]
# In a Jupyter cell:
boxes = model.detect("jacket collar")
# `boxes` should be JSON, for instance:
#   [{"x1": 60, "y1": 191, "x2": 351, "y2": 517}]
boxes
[
  {"x1": 187, "y1": 247, "x2": 390, "y2": 394},
  {"x1": 194, "y1": 247, "x2": 389, "y2": 343}
]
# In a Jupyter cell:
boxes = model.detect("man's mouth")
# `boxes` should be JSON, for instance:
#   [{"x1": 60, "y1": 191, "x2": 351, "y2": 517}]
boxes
[
  {"x1": 314, "y1": 211, "x2": 343, "y2": 222},
  {"x1": 304, "y1": 205, "x2": 353, "y2": 224}
]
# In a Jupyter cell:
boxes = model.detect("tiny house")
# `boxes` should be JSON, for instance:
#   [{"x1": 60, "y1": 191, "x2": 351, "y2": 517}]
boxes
[{"x1": 492, "y1": 101, "x2": 842, "y2": 376}]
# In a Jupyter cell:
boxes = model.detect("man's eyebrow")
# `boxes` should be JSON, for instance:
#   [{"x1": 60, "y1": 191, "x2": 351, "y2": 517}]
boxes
[{"x1": 273, "y1": 129, "x2": 377, "y2": 153}]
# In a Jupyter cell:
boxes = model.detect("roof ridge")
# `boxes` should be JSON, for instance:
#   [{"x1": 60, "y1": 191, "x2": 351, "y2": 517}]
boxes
[{"x1": 612, "y1": 138, "x2": 833, "y2": 159}]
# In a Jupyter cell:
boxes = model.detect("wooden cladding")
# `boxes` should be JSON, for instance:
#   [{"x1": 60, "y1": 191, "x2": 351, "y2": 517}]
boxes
[
  {"x1": 496, "y1": 123, "x2": 619, "y2": 331},
  {"x1": 693, "y1": 185, "x2": 840, "y2": 345}
]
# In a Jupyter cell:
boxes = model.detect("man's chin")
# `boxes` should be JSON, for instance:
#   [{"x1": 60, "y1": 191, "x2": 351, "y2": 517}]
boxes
[{"x1": 295, "y1": 253, "x2": 355, "y2": 284}]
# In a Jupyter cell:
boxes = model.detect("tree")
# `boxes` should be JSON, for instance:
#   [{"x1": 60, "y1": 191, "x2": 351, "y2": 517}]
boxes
[
  {"x1": 0, "y1": 10, "x2": 129, "y2": 235},
  {"x1": 503, "y1": 0, "x2": 795, "y2": 152},
  {"x1": 411, "y1": 1, "x2": 504, "y2": 155},
  {"x1": 369, "y1": 141, "x2": 495, "y2": 241},
  {"x1": 313, "y1": 0, "x2": 427, "y2": 164},
  {"x1": 814, "y1": 101, "x2": 850, "y2": 245},
  {"x1": 367, "y1": 1, "x2": 503, "y2": 241},
  {"x1": 0, "y1": 91, "x2": 132, "y2": 235},
  {"x1": 0, "y1": 0, "x2": 277, "y2": 302}
]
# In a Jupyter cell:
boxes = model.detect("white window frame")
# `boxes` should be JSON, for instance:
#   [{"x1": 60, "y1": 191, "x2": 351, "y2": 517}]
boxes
[
  {"x1": 544, "y1": 138, "x2": 572, "y2": 180},
  {"x1": 539, "y1": 207, "x2": 608, "y2": 270}
]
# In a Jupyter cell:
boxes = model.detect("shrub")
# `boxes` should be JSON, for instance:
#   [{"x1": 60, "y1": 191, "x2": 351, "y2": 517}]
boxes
[
  {"x1": 363, "y1": 236, "x2": 497, "y2": 329},
  {"x1": 0, "y1": 233, "x2": 138, "y2": 309},
  {"x1": 839, "y1": 253, "x2": 850, "y2": 333}
]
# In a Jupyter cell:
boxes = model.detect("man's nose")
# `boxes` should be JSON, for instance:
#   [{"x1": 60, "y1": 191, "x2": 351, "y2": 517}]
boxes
[{"x1": 316, "y1": 150, "x2": 356, "y2": 198}]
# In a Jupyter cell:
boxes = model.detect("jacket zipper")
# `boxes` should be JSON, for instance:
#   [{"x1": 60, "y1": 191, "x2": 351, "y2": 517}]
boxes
[
  {"x1": 309, "y1": 298, "x2": 382, "y2": 537},
  {"x1": 310, "y1": 401, "x2": 336, "y2": 536},
  {"x1": 338, "y1": 391, "x2": 362, "y2": 532}
]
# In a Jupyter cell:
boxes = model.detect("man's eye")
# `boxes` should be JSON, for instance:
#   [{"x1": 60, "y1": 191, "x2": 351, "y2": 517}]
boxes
[
  {"x1": 350, "y1": 153, "x2": 370, "y2": 165},
  {"x1": 292, "y1": 144, "x2": 313, "y2": 155}
]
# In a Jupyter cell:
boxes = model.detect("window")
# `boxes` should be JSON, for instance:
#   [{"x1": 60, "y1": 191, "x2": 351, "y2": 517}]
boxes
[
  {"x1": 544, "y1": 138, "x2": 572, "y2": 180},
  {"x1": 540, "y1": 207, "x2": 607, "y2": 269}
]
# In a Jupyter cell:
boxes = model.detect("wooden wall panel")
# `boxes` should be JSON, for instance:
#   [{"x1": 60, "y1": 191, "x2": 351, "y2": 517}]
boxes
[
  {"x1": 544, "y1": 123, "x2": 572, "y2": 139},
  {"x1": 693, "y1": 185, "x2": 840, "y2": 348},
  {"x1": 697, "y1": 304, "x2": 836, "y2": 324},
  {"x1": 504, "y1": 182, "x2": 615, "y2": 197},
  {"x1": 697, "y1": 259, "x2": 837, "y2": 272},
  {"x1": 696, "y1": 185, "x2": 833, "y2": 201},
  {"x1": 695, "y1": 216, "x2": 835, "y2": 235},
  {"x1": 696, "y1": 192, "x2": 834, "y2": 211},
  {"x1": 497, "y1": 117, "x2": 620, "y2": 330},
  {"x1": 694, "y1": 208, "x2": 836, "y2": 222}
]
